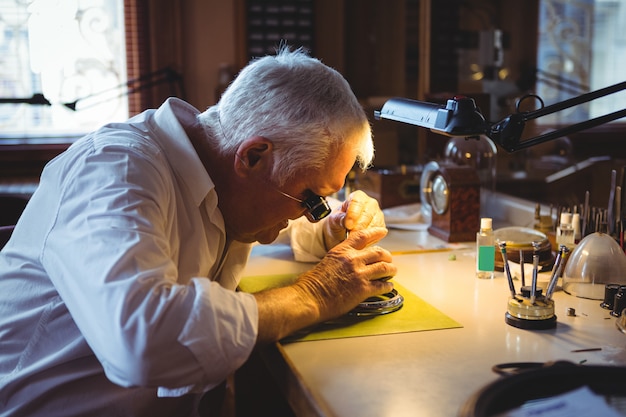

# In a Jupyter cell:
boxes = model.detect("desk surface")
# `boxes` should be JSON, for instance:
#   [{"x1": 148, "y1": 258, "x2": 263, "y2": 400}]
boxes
[{"x1": 243, "y1": 229, "x2": 626, "y2": 417}]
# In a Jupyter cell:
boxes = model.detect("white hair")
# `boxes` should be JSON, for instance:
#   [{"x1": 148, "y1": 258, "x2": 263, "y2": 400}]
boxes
[{"x1": 197, "y1": 46, "x2": 374, "y2": 186}]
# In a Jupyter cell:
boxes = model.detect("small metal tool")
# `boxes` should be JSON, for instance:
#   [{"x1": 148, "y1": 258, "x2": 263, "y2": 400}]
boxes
[
  {"x1": 530, "y1": 241, "x2": 540, "y2": 304},
  {"x1": 608, "y1": 169, "x2": 617, "y2": 236},
  {"x1": 545, "y1": 245, "x2": 569, "y2": 301},
  {"x1": 519, "y1": 249, "x2": 525, "y2": 287},
  {"x1": 498, "y1": 241, "x2": 516, "y2": 298},
  {"x1": 582, "y1": 190, "x2": 590, "y2": 237}
]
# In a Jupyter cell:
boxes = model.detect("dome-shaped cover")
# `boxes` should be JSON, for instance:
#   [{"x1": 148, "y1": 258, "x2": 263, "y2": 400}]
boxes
[{"x1": 563, "y1": 232, "x2": 626, "y2": 300}]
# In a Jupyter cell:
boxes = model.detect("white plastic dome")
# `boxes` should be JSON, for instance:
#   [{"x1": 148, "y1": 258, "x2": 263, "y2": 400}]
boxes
[{"x1": 563, "y1": 232, "x2": 626, "y2": 300}]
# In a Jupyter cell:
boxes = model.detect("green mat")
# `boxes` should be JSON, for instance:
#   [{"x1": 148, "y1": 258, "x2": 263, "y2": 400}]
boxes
[{"x1": 239, "y1": 273, "x2": 462, "y2": 343}]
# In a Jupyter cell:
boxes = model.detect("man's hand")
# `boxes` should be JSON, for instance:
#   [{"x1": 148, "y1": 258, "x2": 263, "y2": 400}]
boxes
[
  {"x1": 254, "y1": 226, "x2": 397, "y2": 344},
  {"x1": 295, "y1": 226, "x2": 396, "y2": 322},
  {"x1": 323, "y1": 190, "x2": 386, "y2": 250}
]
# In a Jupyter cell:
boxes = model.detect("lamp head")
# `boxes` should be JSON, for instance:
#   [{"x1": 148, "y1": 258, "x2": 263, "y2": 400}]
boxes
[{"x1": 374, "y1": 96, "x2": 488, "y2": 137}]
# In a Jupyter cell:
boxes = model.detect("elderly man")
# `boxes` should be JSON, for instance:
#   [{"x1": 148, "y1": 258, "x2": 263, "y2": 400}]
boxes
[{"x1": 0, "y1": 46, "x2": 396, "y2": 416}]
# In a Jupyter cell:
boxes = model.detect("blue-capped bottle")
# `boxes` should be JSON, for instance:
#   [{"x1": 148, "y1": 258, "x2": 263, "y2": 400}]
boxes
[{"x1": 476, "y1": 217, "x2": 495, "y2": 279}]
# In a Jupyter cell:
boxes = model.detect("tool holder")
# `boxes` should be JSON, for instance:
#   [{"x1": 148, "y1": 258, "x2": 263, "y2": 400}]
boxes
[{"x1": 499, "y1": 241, "x2": 569, "y2": 330}]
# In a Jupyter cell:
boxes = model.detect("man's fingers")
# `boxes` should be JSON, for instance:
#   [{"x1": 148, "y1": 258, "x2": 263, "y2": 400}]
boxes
[{"x1": 343, "y1": 227, "x2": 388, "y2": 249}]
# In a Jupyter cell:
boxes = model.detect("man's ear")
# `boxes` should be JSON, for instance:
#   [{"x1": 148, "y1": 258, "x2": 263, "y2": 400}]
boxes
[{"x1": 234, "y1": 136, "x2": 273, "y2": 176}]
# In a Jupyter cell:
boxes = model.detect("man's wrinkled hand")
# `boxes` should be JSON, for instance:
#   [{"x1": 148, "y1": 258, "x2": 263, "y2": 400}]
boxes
[
  {"x1": 295, "y1": 226, "x2": 397, "y2": 322},
  {"x1": 323, "y1": 190, "x2": 386, "y2": 250}
]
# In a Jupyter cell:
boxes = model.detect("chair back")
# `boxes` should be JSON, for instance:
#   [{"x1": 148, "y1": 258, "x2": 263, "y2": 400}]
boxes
[
  {"x1": 0, "y1": 225, "x2": 15, "y2": 250},
  {"x1": 0, "y1": 194, "x2": 29, "y2": 226}
]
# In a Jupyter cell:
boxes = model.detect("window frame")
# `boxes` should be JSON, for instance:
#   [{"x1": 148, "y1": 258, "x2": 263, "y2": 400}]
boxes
[{"x1": 0, "y1": 0, "x2": 180, "y2": 178}]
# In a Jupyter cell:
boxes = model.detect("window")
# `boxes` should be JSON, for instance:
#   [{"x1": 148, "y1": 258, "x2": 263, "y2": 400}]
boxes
[
  {"x1": 0, "y1": 0, "x2": 127, "y2": 139},
  {"x1": 536, "y1": 0, "x2": 626, "y2": 125}
]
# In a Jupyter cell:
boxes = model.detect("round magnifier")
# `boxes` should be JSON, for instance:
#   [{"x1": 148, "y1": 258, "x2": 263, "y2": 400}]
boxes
[{"x1": 302, "y1": 195, "x2": 331, "y2": 222}]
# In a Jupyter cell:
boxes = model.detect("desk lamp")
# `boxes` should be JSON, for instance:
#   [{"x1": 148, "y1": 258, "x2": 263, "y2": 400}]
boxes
[
  {"x1": 0, "y1": 93, "x2": 51, "y2": 106},
  {"x1": 374, "y1": 81, "x2": 626, "y2": 153},
  {"x1": 0, "y1": 69, "x2": 183, "y2": 111},
  {"x1": 374, "y1": 81, "x2": 626, "y2": 329},
  {"x1": 63, "y1": 67, "x2": 184, "y2": 111}
]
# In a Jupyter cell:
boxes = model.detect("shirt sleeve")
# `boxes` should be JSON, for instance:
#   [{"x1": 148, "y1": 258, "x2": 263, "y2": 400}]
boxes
[
  {"x1": 39, "y1": 133, "x2": 256, "y2": 392},
  {"x1": 279, "y1": 197, "x2": 342, "y2": 262},
  {"x1": 287, "y1": 217, "x2": 328, "y2": 262}
]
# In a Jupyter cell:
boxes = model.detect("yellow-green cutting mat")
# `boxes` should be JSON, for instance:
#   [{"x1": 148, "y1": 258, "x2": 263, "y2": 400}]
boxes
[{"x1": 239, "y1": 274, "x2": 462, "y2": 343}]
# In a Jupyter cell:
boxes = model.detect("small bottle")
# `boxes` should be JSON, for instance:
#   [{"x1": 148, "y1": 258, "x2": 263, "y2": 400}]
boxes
[
  {"x1": 476, "y1": 217, "x2": 495, "y2": 279},
  {"x1": 556, "y1": 212, "x2": 575, "y2": 248}
]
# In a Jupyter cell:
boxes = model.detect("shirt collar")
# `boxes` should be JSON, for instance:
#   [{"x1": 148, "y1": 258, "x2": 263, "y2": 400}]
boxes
[{"x1": 148, "y1": 97, "x2": 214, "y2": 208}]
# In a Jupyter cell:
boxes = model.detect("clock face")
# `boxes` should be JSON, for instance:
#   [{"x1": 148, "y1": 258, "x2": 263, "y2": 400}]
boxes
[
  {"x1": 420, "y1": 161, "x2": 440, "y2": 215},
  {"x1": 430, "y1": 173, "x2": 449, "y2": 214}
]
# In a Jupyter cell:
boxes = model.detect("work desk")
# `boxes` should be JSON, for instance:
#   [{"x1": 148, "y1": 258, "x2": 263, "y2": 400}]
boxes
[{"x1": 242, "y1": 228, "x2": 626, "y2": 417}]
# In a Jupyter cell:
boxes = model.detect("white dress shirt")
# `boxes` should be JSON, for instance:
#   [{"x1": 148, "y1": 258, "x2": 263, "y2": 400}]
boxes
[{"x1": 0, "y1": 98, "x2": 327, "y2": 416}]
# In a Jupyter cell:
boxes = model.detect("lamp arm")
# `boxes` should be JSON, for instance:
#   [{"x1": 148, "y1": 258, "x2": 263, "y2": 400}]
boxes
[
  {"x1": 490, "y1": 108, "x2": 626, "y2": 152},
  {"x1": 487, "y1": 81, "x2": 626, "y2": 152},
  {"x1": 63, "y1": 67, "x2": 183, "y2": 111},
  {"x1": 0, "y1": 93, "x2": 51, "y2": 106},
  {"x1": 521, "y1": 81, "x2": 626, "y2": 121}
]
